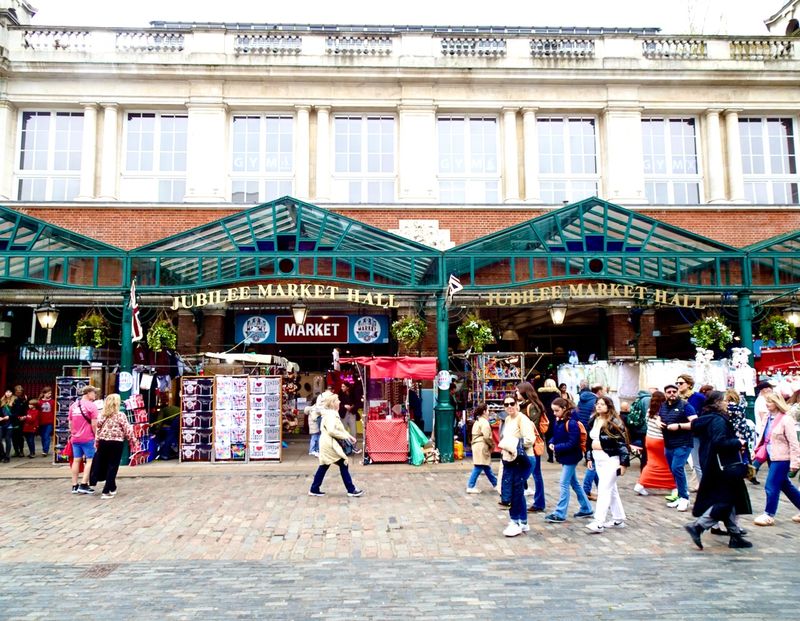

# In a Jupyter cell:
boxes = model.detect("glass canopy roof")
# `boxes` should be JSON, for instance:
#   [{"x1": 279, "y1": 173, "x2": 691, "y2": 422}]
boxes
[
  {"x1": 745, "y1": 230, "x2": 800, "y2": 291},
  {"x1": 446, "y1": 197, "x2": 746, "y2": 291},
  {"x1": 131, "y1": 196, "x2": 441, "y2": 292},
  {"x1": 0, "y1": 205, "x2": 125, "y2": 290}
]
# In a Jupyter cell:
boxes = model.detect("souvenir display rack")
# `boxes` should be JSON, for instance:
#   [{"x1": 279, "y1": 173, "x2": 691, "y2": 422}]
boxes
[
  {"x1": 466, "y1": 353, "x2": 527, "y2": 416},
  {"x1": 248, "y1": 375, "x2": 282, "y2": 461},
  {"x1": 124, "y1": 393, "x2": 150, "y2": 465},
  {"x1": 213, "y1": 375, "x2": 249, "y2": 461},
  {"x1": 179, "y1": 376, "x2": 214, "y2": 462},
  {"x1": 53, "y1": 376, "x2": 91, "y2": 464}
]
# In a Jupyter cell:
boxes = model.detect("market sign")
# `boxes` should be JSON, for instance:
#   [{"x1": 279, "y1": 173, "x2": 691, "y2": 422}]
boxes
[
  {"x1": 236, "y1": 314, "x2": 389, "y2": 345},
  {"x1": 171, "y1": 283, "x2": 400, "y2": 311},
  {"x1": 481, "y1": 282, "x2": 705, "y2": 309}
]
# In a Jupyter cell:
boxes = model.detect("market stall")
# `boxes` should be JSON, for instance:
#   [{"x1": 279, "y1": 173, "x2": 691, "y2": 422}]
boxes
[{"x1": 340, "y1": 356, "x2": 437, "y2": 464}]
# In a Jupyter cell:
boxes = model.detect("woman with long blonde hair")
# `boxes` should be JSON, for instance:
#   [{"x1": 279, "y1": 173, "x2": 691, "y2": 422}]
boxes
[
  {"x1": 753, "y1": 393, "x2": 800, "y2": 526},
  {"x1": 0, "y1": 389, "x2": 13, "y2": 462},
  {"x1": 90, "y1": 393, "x2": 137, "y2": 499}
]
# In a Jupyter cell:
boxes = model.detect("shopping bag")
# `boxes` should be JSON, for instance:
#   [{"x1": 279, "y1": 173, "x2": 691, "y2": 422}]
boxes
[{"x1": 408, "y1": 421, "x2": 428, "y2": 466}]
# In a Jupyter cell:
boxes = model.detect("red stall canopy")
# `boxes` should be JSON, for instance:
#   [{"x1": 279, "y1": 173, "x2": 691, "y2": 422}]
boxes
[{"x1": 339, "y1": 356, "x2": 438, "y2": 380}]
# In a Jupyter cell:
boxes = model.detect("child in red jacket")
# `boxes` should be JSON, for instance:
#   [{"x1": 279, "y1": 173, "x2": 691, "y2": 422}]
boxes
[{"x1": 22, "y1": 399, "x2": 39, "y2": 458}]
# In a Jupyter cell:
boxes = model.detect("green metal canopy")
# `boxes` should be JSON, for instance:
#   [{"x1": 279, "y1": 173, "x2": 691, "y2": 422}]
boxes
[
  {"x1": 0, "y1": 204, "x2": 125, "y2": 290},
  {"x1": 444, "y1": 197, "x2": 745, "y2": 291},
  {"x1": 744, "y1": 230, "x2": 800, "y2": 291},
  {"x1": 131, "y1": 196, "x2": 441, "y2": 292}
]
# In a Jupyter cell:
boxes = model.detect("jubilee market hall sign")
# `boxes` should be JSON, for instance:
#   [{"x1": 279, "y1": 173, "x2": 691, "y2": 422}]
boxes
[{"x1": 171, "y1": 281, "x2": 704, "y2": 311}]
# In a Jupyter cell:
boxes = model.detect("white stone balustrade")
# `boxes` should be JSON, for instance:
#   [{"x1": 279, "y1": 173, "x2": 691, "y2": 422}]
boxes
[
  {"x1": 641, "y1": 38, "x2": 707, "y2": 59},
  {"x1": 325, "y1": 36, "x2": 392, "y2": 55},
  {"x1": 234, "y1": 34, "x2": 302, "y2": 55},
  {"x1": 440, "y1": 37, "x2": 506, "y2": 57},
  {"x1": 730, "y1": 38, "x2": 795, "y2": 60},
  {"x1": 116, "y1": 31, "x2": 185, "y2": 53},
  {"x1": 529, "y1": 38, "x2": 594, "y2": 58},
  {"x1": 22, "y1": 29, "x2": 90, "y2": 51}
]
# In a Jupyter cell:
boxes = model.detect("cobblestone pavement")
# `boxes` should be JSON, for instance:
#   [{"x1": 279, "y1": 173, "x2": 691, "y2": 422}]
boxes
[{"x1": 0, "y1": 450, "x2": 798, "y2": 619}]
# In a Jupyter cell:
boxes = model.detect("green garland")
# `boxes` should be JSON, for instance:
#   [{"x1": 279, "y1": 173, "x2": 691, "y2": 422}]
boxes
[
  {"x1": 759, "y1": 314, "x2": 796, "y2": 346},
  {"x1": 390, "y1": 315, "x2": 427, "y2": 350},
  {"x1": 147, "y1": 318, "x2": 177, "y2": 352},
  {"x1": 74, "y1": 312, "x2": 110, "y2": 348},
  {"x1": 690, "y1": 315, "x2": 734, "y2": 350},
  {"x1": 456, "y1": 313, "x2": 495, "y2": 353}
]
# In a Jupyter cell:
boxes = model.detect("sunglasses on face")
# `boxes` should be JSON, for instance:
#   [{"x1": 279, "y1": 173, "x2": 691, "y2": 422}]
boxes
[
  {"x1": 666, "y1": 390, "x2": 678, "y2": 394},
  {"x1": 676, "y1": 381, "x2": 686, "y2": 385},
  {"x1": 503, "y1": 401, "x2": 517, "y2": 407}
]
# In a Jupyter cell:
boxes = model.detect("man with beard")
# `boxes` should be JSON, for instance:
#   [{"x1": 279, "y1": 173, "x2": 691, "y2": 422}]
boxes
[{"x1": 659, "y1": 384, "x2": 697, "y2": 512}]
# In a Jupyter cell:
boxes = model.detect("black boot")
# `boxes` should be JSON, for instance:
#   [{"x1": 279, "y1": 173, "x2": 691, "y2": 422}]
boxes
[
  {"x1": 683, "y1": 523, "x2": 703, "y2": 550},
  {"x1": 749, "y1": 476, "x2": 760, "y2": 485},
  {"x1": 728, "y1": 533, "x2": 753, "y2": 549}
]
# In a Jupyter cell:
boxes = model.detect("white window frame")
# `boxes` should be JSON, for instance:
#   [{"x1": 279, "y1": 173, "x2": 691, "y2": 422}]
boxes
[
  {"x1": 229, "y1": 113, "x2": 295, "y2": 204},
  {"x1": 121, "y1": 112, "x2": 188, "y2": 202},
  {"x1": 332, "y1": 114, "x2": 396, "y2": 203},
  {"x1": 537, "y1": 116, "x2": 600, "y2": 204},
  {"x1": 437, "y1": 115, "x2": 500, "y2": 204},
  {"x1": 641, "y1": 116, "x2": 702, "y2": 205},
  {"x1": 739, "y1": 117, "x2": 800, "y2": 205},
  {"x1": 14, "y1": 110, "x2": 84, "y2": 201}
]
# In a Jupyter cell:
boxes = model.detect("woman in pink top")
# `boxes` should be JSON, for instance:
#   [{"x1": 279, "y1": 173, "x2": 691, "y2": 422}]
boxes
[
  {"x1": 753, "y1": 393, "x2": 800, "y2": 526},
  {"x1": 68, "y1": 385, "x2": 99, "y2": 495}
]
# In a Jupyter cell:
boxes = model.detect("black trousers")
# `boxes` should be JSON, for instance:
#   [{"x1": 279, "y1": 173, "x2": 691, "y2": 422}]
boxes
[
  {"x1": 11, "y1": 427, "x2": 24, "y2": 455},
  {"x1": 91, "y1": 440, "x2": 124, "y2": 494}
]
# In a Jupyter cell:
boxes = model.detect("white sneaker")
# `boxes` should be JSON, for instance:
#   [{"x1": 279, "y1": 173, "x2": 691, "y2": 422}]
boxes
[
  {"x1": 603, "y1": 519, "x2": 626, "y2": 529},
  {"x1": 524, "y1": 488, "x2": 535, "y2": 496},
  {"x1": 466, "y1": 487, "x2": 481, "y2": 494},
  {"x1": 634, "y1": 483, "x2": 649, "y2": 496},
  {"x1": 676, "y1": 498, "x2": 690, "y2": 512},
  {"x1": 518, "y1": 521, "x2": 530, "y2": 533},
  {"x1": 585, "y1": 521, "x2": 605, "y2": 534},
  {"x1": 503, "y1": 521, "x2": 523, "y2": 537},
  {"x1": 666, "y1": 499, "x2": 681, "y2": 508}
]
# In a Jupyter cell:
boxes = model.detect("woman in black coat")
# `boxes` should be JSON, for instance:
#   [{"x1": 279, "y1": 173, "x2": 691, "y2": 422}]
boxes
[
  {"x1": 538, "y1": 380, "x2": 559, "y2": 462},
  {"x1": 684, "y1": 391, "x2": 753, "y2": 550}
]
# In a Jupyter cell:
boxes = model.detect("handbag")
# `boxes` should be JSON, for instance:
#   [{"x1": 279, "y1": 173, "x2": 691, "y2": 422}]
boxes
[
  {"x1": 716, "y1": 452, "x2": 747, "y2": 479},
  {"x1": 339, "y1": 438, "x2": 354, "y2": 456},
  {"x1": 61, "y1": 439, "x2": 74, "y2": 458}
]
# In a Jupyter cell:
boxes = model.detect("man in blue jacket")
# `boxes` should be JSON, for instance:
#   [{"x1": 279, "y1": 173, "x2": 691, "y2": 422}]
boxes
[{"x1": 677, "y1": 373, "x2": 705, "y2": 490}]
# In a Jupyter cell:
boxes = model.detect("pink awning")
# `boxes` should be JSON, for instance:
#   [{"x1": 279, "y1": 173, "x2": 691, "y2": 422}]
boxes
[{"x1": 339, "y1": 356, "x2": 438, "y2": 380}]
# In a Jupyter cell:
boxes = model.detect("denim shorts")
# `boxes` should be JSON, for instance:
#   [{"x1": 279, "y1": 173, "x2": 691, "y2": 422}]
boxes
[{"x1": 72, "y1": 441, "x2": 96, "y2": 459}]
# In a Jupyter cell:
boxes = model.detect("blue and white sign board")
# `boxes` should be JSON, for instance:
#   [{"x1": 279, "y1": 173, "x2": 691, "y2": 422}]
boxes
[{"x1": 236, "y1": 314, "x2": 390, "y2": 345}]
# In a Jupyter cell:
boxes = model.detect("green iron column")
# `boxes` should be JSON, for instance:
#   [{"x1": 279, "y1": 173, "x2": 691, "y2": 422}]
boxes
[
  {"x1": 738, "y1": 292, "x2": 755, "y2": 422},
  {"x1": 433, "y1": 293, "x2": 454, "y2": 463}
]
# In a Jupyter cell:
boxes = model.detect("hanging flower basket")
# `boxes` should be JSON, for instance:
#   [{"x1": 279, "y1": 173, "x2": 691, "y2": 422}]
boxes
[
  {"x1": 456, "y1": 313, "x2": 495, "y2": 353},
  {"x1": 690, "y1": 315, "x2": 734, "y2": 351},
  {"x1": 759, "y1": 314, "x2": 796, "y2": 346},
  {"x1": 390, "y1": 315, "x2": 427, "y2": 350},
  {"x1": 146, "y1": 318, "x2": 177, "y2": 352},
  {"x1": 74, "y1": 311, "x2": 110, "y2": 348}
]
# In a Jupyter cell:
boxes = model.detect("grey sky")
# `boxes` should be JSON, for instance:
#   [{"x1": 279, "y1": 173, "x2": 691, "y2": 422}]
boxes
[{"x1": 28, "y1": 0, "x2": 784, "y2": 35}]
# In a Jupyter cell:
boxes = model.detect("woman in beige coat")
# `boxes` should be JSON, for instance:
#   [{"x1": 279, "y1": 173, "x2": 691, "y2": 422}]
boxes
[
  {"x1": 308, "y1": 391, "x2": 364, "y2": 497},
  {"x1": 466, "y1": 404, "x2": 497, "y2": 493}
]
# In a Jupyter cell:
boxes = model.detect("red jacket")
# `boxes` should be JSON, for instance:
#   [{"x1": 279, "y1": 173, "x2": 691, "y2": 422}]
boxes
[
  {"x1": 22, "y1": 408, "x2": 39, "y2": 433},
  {"x1": 38, "y1": 399, "x2": 55, "y2": 426}
]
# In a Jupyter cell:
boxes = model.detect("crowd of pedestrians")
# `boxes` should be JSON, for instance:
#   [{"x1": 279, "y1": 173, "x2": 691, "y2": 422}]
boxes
[
  {"x1": 0, "y1": 384, "x2": 54, "y2": 462},
  {"x1": 466, "y1": 374, "x2": 800, "y2": 551}
]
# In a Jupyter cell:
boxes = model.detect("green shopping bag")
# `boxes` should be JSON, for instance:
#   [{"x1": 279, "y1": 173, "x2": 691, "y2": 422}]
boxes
[{"x1": 408, "y1": 420, "x2": 429, "y2": 466}]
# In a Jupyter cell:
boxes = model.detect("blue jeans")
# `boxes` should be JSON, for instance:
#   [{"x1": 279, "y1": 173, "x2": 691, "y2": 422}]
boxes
[
  {"x1": 0, "y1": 426, "x2": 12, "y2": 458},
  {"x1": 309, "y1": 433, "x2": 320, "y2": 454},
  {"x1": 583, "y1": 467, "x2": 598, "y2": 494},
  {"x1": 691, "y1": 436, "x2": 703, "y2": 481},
  {"x1": 764, "y1": 460, "x2": 800, "y2": 517},
  {"x1": 554, "y1": 463, "x2": 593, "y2": 519},
  {"x1": 39, "y1": 424, "x2": 53, "y2": 455},
  {"x1": 310, "y1": 459, "x2": 356, "y2": 494},
  {"x1": 528, "y1": 455, "x2": 546, "y2": 510},
  {"x1": 468, "y1": 464, "x2": 497, "y2": 488},
  {"x1": 501, "y1": 455, "x2": 531, "y2": 503},
  {"x1": 23, "y1": 432, "x2": 36, "y2": 456},
  {"x1": 664, "y1": 444, "x2": 692, "y2": 499},
  {"x1": 505, "y1": 459, "x2": 528, "y2": 523}
]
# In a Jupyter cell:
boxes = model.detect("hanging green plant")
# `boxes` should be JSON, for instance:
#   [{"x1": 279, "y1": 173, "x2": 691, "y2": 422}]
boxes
[
  {"x1": 690, "y1": 314, "x2": 734, "y2": 350},
  {"x1": 390, "y1": 315, "x2": 427, "y2": 350},
  {"x1": 456, "y1": 313, "x2": 496, "y2": 353},
  {"x1": 74, "y1": 311, "x2": 110, "y2": 348},
  {"x1": 759, "y1": 314, "x2": 796, "y2": 346},
  {"x1": 147, "y1": 318, "x2": 178, "y2": 352}
]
